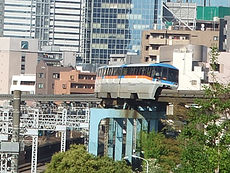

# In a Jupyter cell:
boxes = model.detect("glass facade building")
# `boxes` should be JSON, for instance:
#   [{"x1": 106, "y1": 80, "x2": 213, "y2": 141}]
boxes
[{"x1": 82, "y1": 0, "x2": 161, "y2": 65}]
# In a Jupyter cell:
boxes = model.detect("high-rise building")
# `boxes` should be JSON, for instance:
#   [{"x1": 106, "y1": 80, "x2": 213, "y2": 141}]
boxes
[
  {"x1": 0, "y1": 0, "x2": 4, "y2": 36},
  {"x1": 1, "y1": 0, "x2": 36, "y2": 38},
  {"x1": 1, "y1": 0, "x2": 82, "y2": 52},
  {"x1": 81, "y1": 0, "x2": 162, "y2": 65},
  {"x1": 48, "y1": 0, "x2": 82, "y2": 51}
]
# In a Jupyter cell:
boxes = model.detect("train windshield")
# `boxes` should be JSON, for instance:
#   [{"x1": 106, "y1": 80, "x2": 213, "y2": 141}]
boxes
[{"x1": 168, "y1": 68, "x2": 178, "y2": 83}]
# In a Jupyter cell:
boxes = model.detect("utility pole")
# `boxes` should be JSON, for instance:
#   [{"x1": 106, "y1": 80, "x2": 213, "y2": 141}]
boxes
[{"x1": 11, "y1": 90, "x2": 21, "y2": 173}]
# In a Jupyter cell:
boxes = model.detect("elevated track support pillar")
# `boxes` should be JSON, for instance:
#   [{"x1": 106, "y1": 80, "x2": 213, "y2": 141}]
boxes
[
  {"x1": 125, "y1": 118, "x2": 134, "y2": 163},
  {"x1": 114, "y1": 119, "x2": 123, "y2": 161},
  {"x1": 88, "y1": 107, "x2": 165, "y2": 162},
  {"x1": 108, "y1": 119, "x2": 115, "y2": 158}
]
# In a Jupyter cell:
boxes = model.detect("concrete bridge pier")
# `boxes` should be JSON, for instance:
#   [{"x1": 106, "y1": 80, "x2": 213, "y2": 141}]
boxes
[{"x1": 88, "y1": 107, "x2": 165, "y2": 162}]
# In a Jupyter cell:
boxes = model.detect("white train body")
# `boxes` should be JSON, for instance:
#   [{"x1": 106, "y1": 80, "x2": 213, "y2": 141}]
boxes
[{"x1": 95, "y1": 63, "x2": 179, "y2": 100}]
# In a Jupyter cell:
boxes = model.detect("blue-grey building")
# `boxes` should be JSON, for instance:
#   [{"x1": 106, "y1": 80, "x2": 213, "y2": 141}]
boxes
[{"x1": 81, "y1": 0, "x2": 162, "y2": 65}]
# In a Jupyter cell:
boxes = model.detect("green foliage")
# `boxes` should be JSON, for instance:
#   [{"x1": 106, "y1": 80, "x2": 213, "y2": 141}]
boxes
[
  {"x1": 140, "y1": 131, "x2": 181, "y2": 172},
  {"x1": 176, "y1": 47, "x2": 230, "y2": 173},
  {"x1": 45, "y1": 145, "x2": 132, "y2": 173}
]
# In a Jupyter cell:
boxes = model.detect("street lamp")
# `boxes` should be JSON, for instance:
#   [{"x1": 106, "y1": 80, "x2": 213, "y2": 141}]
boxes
[{"x1": 132, "y1": 155, "x2": 149, "y2": 173}]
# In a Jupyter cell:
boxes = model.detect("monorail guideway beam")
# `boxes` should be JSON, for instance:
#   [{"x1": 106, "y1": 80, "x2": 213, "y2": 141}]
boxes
[{"x1": 88, "y1": 107, "x2": 165, "y2": 163}]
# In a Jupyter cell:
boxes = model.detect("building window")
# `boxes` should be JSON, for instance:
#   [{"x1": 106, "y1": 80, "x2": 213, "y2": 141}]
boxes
[
  {"x1": 191, "y1": 80, "x2": 197, "y2": 85},
  {"x1": 52, "y1": 83, "x2": 54, "y2": 89},
  {"x1": 21, "y1": 41, "x2": 29, "y2": 49},
  {"x1": 70, "y1": 75, "x2": 74, "y2": 80},
  {"x1": 213, "y1": 36, "x2": 218, "y2": 41},
  {"x1": 13, "y1": 80, "x2": 17, "y2": 85},
  {"x1": 38, "y1": 83, "x2": 44, "y2": 89},
  {"x1": 21, "y1": 64, "x2": 25, "y2": 74},
  {"x1": 21, "y1": 64, "x2": 25, "y2": 70},
  {"x1": 21, "y1": 56, "x2": 25, "y2": 62},
  {"x1": 38, "y1": 73, "x2": 44, "y2": 78},
  {"x1": 211, "y1": 63, "x2": 220, "y2": 72},
  {"x1": 62, "y1": 84, "x2": 67, "y2": 89},
  {"x1": 52, "y1": 73, "x2": 60, "y2": 79},
  {"x1": 20, "y1": 81, "x2": 35, "y2": 85}
]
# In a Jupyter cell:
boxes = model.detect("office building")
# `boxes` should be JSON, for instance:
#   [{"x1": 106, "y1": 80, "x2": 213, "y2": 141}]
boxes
[
  {"x1": 81, "y1": 0, "x2": 162, "y2": 65},
  {"x1": 47, "y1": 0, "x2": 82, "y2": 51},
  {"x1": 0, "y1": 37, "x2": 38, "y2": 94},
  {"x1": 1, "y1": 0, "x2": 36, "y2": 38},
  {"x1": 1, "y1": 0, "x2": 81, "y2": 52}
]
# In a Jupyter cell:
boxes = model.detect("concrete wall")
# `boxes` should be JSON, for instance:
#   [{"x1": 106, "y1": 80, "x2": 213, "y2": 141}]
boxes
[
  {"x1": 160, "y1": 44, "x2": 208, "y2": 63},
  {"x1": 173, "y1": 49, "x2": 205, "y2": 90},
  {"x1": 0, "y1": 37, "x2": 38, "y2": 94},
  {"x1": 10, "y1": 74, "x2": 36, "y2": 94},
  {"x1": 208, "y1": 52, "x2": 230, "y2": 85}
]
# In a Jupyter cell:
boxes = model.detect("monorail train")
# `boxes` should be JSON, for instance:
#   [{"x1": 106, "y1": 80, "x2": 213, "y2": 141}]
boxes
[{"x1": 95, "y1": 63, "x2": 178, "y2": 101}]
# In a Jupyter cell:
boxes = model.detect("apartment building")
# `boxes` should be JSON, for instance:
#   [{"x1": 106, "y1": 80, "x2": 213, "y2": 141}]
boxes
[
  {"x1": 10, "y1": 74, "x2": 36, "y2": 94},
  {"x1": 220, "y1": 16, "x2": 230, "y2": 52},
  {"x1": 36, "y1": 60, "x2": 73, "y2": 95},
  {"x1": 141, "y1": 29, "x2": 219, "y2": 63},
  {"x1": 208, "y1": 52, "x2": 230, "y2": 85},
  {"x1": 54, "y1": 70, "x2": 96, "y2": 95},
  {"x1": 0, "y1": 37, "x2": 38, "y2": 94}
]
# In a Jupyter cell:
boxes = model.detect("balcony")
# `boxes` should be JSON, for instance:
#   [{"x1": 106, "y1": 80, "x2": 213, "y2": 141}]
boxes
[
  {"x1": 149, "y1": 38, "x2": 166, "y2": 45},
  {"x1": 148, "y1": 49, "x2": 159, "y2": 56}
]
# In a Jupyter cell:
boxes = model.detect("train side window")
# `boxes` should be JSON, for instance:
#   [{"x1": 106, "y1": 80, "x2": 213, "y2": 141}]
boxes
[
  {"x1": 117, "y1": 68, "x2": 122, "y2": 76},
  {"x1": 162, "y1": 67, "x2": 168, "y2": 80},
  {"x1": 137, "y1": 67, "x2": 141, "y2": 75},
  {"x1": 123, "y1": 68, "x2": 128, "y2": 76},
  {"x1": 155, "y1": 67, "x2": 161, "y2": 78},
  {"x1": 103, "y1": 69, "x2": 106, "y2": 76},
  {"x1": 140, "y1": 67, "x2": 144, "y2": 75},
  {"x1": 114, "y1": 68, "x2": 117, "y2": 76},
  {"x1": 131, "y1": 67, "x2": 135, "y2": 75},
  {"x1": 113, "y1": 67, "x2": 119, "y2": 76},
  {"x1": 146, "y1": 67, "x2": 151, "y2": 77},
  {"x1": 168, "y1": 69, "x2": 174, "y2": 81},
  {"x1": 127, "y1": 67, "x2": 134, "y2": 75},
  {"x1": 105, "y1": 68, "x2": 109, "y2": 76},
  {"x1": 151, "y1": 67, "x2": 156, "y2": 77},
  {"x1": 109, "y1": 68, "x2": 113, "y2": 76}
]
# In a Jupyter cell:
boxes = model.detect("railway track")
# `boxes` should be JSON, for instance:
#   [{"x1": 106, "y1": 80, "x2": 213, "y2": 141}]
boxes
[{"x1": 19, "y1": 158, "x2": 49, "y2": 172}]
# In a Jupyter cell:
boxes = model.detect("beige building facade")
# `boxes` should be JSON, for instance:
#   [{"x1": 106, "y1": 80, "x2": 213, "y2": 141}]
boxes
[
  {"x1": 0, "y1": 37, "x2": 38, "y2": 94},
  {"x1": 141, "y1": 29, "x2": 219, "y2": 63}
]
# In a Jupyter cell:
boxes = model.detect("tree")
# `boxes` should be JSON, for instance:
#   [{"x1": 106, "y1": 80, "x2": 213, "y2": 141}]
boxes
[
  {"x1": 45, "y1": 145, "x2": 132, "y2": 173},
  {"x1": 140, "y1": 131, "x2": 181, "y2": 173},
  {"x1": 176, "y1": 47, "x2": 230, "y2": 173}
]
